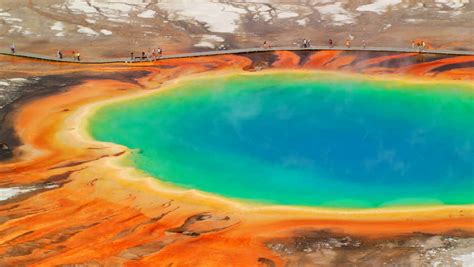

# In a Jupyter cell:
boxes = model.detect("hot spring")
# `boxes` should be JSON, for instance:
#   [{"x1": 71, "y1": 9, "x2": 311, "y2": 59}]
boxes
[{"x1": 89, "y1": 72, "x2": 474, "y2": 208}]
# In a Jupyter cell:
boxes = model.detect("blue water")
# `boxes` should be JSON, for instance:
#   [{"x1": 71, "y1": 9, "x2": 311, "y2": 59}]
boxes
[{"x1": 90, "y1": 72, "x2": 474, "y2": 208}]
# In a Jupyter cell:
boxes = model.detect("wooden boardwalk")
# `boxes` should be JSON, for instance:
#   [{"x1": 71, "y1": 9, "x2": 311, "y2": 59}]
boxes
[{"x1": 1, "y1": 46, "x2": 473, "y2": 64}]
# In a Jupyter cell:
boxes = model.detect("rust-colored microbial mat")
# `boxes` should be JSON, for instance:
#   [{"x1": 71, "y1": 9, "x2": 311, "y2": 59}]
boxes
[{"x1": 0, "y1": 50, "x2": 473, "y2": 266}]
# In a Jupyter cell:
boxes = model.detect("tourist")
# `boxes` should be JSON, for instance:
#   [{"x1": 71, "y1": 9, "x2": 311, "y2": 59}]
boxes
[
  {"x1": 302, "y1": 39, "x2": 311, "y2": 48},
  {"x1": 151, "y1": 48, "x2": 156, "y2": 61},
  {"x1": 76, "y1": 52, "x2": 81, "y2": 61},
  {"x1": 10, "y1": 44, "x2": 15, "y2": 54},
  {"x1": 263, "y1": 41, "x2": 271, "y2": 49},
  {"x1": 130, "y1": 52, "x2": 134, "y2": 62},
  {"x1": 147, "y1": 48, "x2": 152, "y2": 61},
  {"x1": 141, "y1": 51, "x2": 146, "y2": 60},
  {"x1": 57, "y1": 50, "x2": 63, "y2": 59},
  {"x1": 72, "y1": 50, "x2": 75, "y2": 60},
  {"x1": 157, "y1": 47, "x2": 162, "y2": 58},
  {"x1": 328, "y1": 39, "x2": 333, "y2": 48},
  {"x1": 362, "y1": 40, "x2": 367, "y2": 49},
  {"x1": 422, "y1": 41, "x2": 426, "y2": 51},
  {"x1": 411, "y1": 40, "x2": 416, "y2": 49},
  {"x1": 345, "y1": 39, "x2": 351, "y2": 48}
]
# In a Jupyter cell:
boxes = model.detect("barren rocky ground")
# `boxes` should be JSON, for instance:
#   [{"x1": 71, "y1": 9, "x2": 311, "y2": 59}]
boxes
[
  {"x1": 266, "y1": 230, "x2": 474, "y2": 266},
  {"x1": 0, "y1": 0, "x2": 472, "y2": 59}
]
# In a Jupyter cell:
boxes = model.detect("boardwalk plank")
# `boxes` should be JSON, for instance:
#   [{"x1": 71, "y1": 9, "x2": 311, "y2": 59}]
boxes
[{"x1": 0, "y1": 47, "x2": 472, "y2": 64}]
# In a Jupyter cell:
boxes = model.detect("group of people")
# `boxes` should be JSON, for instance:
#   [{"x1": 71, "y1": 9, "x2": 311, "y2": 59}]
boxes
[
  {"x1": 262, "y1": 41, "x2": 272, "y2": 48},
  {"x1": 55, "y1": 50, "x2": 80, "y2": 61},
  {"x1": 301, "y1": 38, "x2": 311, "y2": 48},
  {"x1": 217, "y1": 44, "x2": 227, "y2": 51},
  {"x1": 73, "y1": 51, "x2": 80, "y2": 61},
  {"x1": 412, "y1": 40, "x2": 427, "y2": 51},
  {"x1": 260, "y1": 38, "x2": 368, "y2": 49},
  {"x1": 300, "y1": 38, "x2": 366, "y2": 48},
  {"x1": 6, "y1": 38, "x2": 431, "y2": 63},
  {"x1": 130, "y1": 47, "x2": 163, "y2": 62},
  {"x1": 10, "y1": 44, "x2": 80, "y2": 61},
  {"x1": 309, "y1": 38, "x2": 364, "y2": 48}
]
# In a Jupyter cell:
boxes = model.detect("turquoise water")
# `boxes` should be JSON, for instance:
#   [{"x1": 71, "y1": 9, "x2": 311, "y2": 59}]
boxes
[{"x1": 90, "y1": 72, "x2": 474, "y2": 208}]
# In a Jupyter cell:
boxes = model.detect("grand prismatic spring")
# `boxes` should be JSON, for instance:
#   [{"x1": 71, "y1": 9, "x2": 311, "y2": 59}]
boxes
[
  {"x1": 90, "y1": 72, "x2": 474, "y2": 208},
  {"x1": 0, "y1": 49, "x2": 473, "y2": 266}
]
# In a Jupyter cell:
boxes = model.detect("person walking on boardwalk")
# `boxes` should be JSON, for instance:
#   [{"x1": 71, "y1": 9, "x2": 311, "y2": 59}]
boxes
[
  {"x1": 130, "y1": 52, "x2": 134, "y2": 62},
  {"x1": 411, "y1": 40, "x2": 416, "y2": 49},
  {"x1": 57, "y1": 50, "x2": 63, "y2": 59},
  {"x1": 147, "y1": 48, "x2": 152, "y2": 61},
  {"x1": 10, "y1": 44, "x2": 16, "y2": 54},
  {"x1": 417, "y1": 41, "x2": 422, "y2": 52},
  {"x1": 345, "y1": 39, "x2": 351, "y2": 48},
  {"x1": 362, "y1": 40, "x2": 367, "y2": 49},
  {"x1": 328, "y1": 39, "x2": 333, "y2": 48},
  {"x1": 302, "y1": 38, "x2": 311, "y2": 48},
  {"x1": 157, "y1": 47, "x2": 162, "y2": 58},
  {"x1": 76, "y1": 52, "x2": 81, "y2": 61},
  {"x1": 141, "y1": 51, "x2": 146, "y2": 61},
  {"x1": 263, "y1": 41, "x2": 271, "y2": 49}
]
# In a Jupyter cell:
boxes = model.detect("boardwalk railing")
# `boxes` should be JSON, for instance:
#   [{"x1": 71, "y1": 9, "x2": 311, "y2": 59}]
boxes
[{"x1": 0, "y1": 46, "x2": 473, "y2": 64}]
